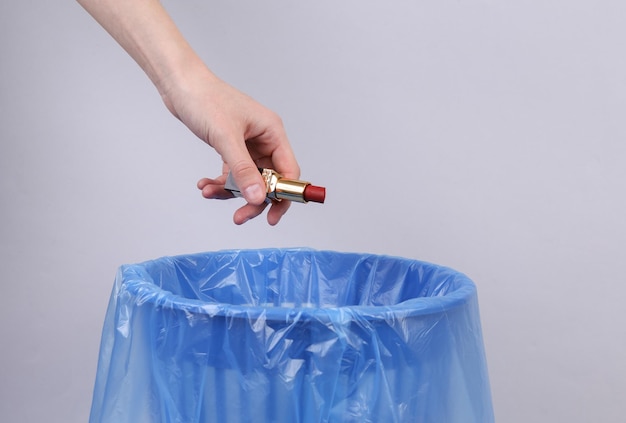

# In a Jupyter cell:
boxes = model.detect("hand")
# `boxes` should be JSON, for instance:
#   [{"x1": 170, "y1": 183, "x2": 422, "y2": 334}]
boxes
[
  {"x1": 162, "y1": 66, "x2": 300, "y2": 225},
  {"x1": 76, "y1": 0, "x2": 300, "y2": 225}
]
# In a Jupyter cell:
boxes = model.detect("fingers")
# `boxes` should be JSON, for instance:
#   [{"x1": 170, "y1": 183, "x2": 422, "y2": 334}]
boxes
[
  {"x1": 197, "y1": 159, "x2": 266, "y2": 205},
  {"x1": 247, "y1": 120, "x2": 300, "y2": 181},
  {"x1": 197, "y1": 176, "x2": 291, "y2": 225},
  {"x1": 197, "y1": 177, "x2": 233, "y2": 200},
  {"x1": 233, "y1": 200, "x2": 291, "y2": 226},
  {"x1": 267, "y1": 200, "x2": 291, "y2": 226},
  {"x1": 233, "y1": 202, "x2": 268, "y2": 225},
  {"x1": 267, "y1": 133, "x2": 301, "y2": 181}
]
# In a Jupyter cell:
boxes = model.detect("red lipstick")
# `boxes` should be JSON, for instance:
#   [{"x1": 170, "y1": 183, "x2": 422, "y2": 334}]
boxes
[
  {"x1": 303, "y1": 184, "x2": 326, "y2": 203},
  {"x1": 225, "y1": 168, "x2": 326, "y2": 204}
]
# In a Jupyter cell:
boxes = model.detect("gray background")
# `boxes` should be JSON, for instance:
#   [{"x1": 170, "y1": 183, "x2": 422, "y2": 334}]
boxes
[{"x1": 1, "y1": 1, "x2": 625, "y2": 422}]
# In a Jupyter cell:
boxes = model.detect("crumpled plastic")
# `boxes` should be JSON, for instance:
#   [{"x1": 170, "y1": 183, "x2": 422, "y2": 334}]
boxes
[{"x1": 89, "y1": 248, "x2": 494, "y2": 423}]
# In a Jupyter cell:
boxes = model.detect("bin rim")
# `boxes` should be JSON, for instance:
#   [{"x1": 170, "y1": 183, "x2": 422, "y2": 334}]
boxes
[{"x1": 118, "y1": 248, "x2": 477, "y2": 323}]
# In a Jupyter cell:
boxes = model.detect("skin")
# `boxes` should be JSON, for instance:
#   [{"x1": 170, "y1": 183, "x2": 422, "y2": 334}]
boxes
[{"x1": 76, "y1": 0, "x2": 300, "y2": 225}]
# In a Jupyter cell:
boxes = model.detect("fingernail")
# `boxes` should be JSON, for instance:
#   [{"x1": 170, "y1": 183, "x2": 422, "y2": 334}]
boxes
[{"x1": 243, "y1": 184, "x2": 265, "y2": 203}]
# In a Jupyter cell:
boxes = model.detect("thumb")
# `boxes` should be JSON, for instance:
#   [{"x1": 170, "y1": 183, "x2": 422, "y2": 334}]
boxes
[
  {"x1": 212, "y1": 131, "x2": 266, "y2": 205},
  {"x1": 229, "y1": 160, "x2": 267, "y2": 205}
]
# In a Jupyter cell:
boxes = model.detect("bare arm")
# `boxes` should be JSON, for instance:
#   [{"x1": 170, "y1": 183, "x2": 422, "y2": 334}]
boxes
[{"x1": 77, "y1": 0, "x2": 300, "y2": 225}]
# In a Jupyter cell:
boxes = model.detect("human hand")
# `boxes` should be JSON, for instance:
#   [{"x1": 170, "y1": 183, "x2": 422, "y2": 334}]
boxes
[
  {"x1": 76, "y1": 0, "x2": 299, "y2": 224},
  {"x1": 161, "y1": 65, "x2": 300, "y2": 225}
]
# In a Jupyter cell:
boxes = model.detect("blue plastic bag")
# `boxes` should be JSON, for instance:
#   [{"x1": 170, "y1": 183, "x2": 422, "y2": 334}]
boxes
[{"x1": 90, "y1": 249, "x2": 494, "y2": 422}]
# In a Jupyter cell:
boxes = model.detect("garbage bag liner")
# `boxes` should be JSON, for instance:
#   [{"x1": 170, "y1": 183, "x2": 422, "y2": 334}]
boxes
[{"x1": 90, "y1": 248, "x2": 494, "y2": 423}]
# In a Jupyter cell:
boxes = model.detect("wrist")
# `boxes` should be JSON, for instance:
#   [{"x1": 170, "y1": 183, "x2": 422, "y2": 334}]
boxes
[{"x1": 157, "y1": 57, "x2": 218, "y2": 119}]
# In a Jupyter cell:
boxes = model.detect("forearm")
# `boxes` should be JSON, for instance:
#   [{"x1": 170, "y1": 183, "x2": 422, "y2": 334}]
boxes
[{"x1": 76, "y1": 0, "x2": 214, "y2": 104}]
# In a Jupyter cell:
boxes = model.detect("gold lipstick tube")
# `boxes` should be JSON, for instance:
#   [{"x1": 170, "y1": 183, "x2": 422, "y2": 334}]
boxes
[{"x1": 225, "y1": 168, "x2": 326, "y2": 204}]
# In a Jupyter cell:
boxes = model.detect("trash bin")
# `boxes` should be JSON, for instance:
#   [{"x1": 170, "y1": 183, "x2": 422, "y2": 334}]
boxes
[{"x1": 89, "y1": 249, "x2": 494, "y2": 423}]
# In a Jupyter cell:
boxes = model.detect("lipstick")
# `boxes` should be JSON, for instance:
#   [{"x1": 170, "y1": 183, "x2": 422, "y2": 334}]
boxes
[{"x1": 225, "y1": 168, "x2": 326, "y2": 204}]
